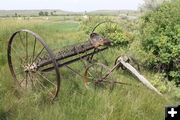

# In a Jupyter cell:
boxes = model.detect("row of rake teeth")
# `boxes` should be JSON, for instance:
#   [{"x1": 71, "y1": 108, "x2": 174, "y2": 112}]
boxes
[{"x1": 37, "y1": 41, "x2": 92, "y2": 62}]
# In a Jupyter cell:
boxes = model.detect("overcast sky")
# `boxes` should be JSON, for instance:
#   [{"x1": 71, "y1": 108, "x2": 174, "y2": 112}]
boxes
[{"x1": 0, "y1": 0, "x2": 144, "y2": 12}]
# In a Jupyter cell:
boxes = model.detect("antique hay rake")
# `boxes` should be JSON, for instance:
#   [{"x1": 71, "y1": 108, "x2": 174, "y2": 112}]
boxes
[
  {"x1": 7, "y1": 21, "x2": 130, "y2": 100},
  {"x1": 7, "y1": 21, "x2": 161, "y2": 100}
]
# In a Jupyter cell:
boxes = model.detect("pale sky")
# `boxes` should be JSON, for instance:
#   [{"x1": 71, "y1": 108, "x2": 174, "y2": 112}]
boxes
[{"x1": 0, "y1": 0, "x2": 144, "y2": 12}]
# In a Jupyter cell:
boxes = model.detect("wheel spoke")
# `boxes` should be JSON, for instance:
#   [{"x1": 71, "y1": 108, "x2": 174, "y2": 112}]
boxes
[
  {"x1": 28, "y1": 72, "x2": 36, "y2": 89},
  {"x1": 9, "y1": 54, "x2": 26, "y2": 75},
  {"x1": 26, "y1": 32, "x2": 28, "y2": 62},
  {"x1": 34, "y1": 75, "x2": 48, "y2": 90},
  {"x1": 33, "y1": 73, "x2": 53, "y2": 94},
  {"x1": 32, "y1": 74, "x2": 44, "y2": 90},
  {"x1": 32, "y1": 47, "x2": 45, "y2": 63},
  {"x1": 13, "y1": 36, "x2": 24, "y2": 54},
  {"x1": 11, "y1": 46, "x2": 25, "y2": 62},
  {"x1": 10, "y1": 55, "x2": 23, "y2": 67},
  {"x1": 33, "y1": 37, "x2": 37, "y2": 59},
  {"x1": 19, "y1": 78, "x2": 26, "y2": 86},
  {"x1": 18, "y1": 32, "x2": 25, "y2": 47},
  {"x1": 87, "y1": 72, "x2": 95, "y2": 79},
  {"x1": 25, "y1": 73, "x2": 28, "y2": 88},
  {"x1": 90, "y1": 67, "x2": 98, "y2": 77},
  {"x1": 36, "y1": 71, "x2": 56, "y2": 87}
]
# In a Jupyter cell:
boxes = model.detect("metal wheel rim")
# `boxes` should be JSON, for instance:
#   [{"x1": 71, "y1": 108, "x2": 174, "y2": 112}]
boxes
[
  {"x1": 7, "y1": 30, "x2": 60, "y2": 100},
  {"x1": 84, "y1": 63, "x2": 114, "y2": 90}
]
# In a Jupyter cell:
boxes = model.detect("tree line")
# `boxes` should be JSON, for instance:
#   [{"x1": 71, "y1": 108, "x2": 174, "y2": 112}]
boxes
[{"x1": 38, "y1": 11, "x2": 57, "y2": 16}]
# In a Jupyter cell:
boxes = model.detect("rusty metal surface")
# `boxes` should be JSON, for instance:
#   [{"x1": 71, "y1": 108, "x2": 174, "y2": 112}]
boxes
[
  {"x1": 41, "y1": 47, "x2": 108, "y2": 72},
  {"x1": 37, "y1": 33, "x2": 111, "y2": 68},
  {"x1": 7, "y1": 30, "x2": 60, "y2": 100}
]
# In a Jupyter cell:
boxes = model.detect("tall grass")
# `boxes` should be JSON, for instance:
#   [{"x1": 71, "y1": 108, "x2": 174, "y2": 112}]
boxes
[{"x1": 0, "y1": 17, "x2": 178, "y2": 120}]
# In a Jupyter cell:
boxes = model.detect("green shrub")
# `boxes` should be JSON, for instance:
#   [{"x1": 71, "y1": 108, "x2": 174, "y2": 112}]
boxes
[
  {"x1": 140, "y1": 0, "x2": 180, "y2": 84},
  {"x1": 81, "y1": 17, "x2": 134, "y2": 47}
]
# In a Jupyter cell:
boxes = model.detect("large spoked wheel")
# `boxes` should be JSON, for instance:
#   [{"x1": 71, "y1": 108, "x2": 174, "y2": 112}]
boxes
[
  {"x1": 84, "y1": 63, "x2": 115, "y2": 90},
  {"x1": 91, "y1": 21, "x2": 123, "y2": 37},
  {"x1": 7, "y1": 30, "x2": 60, "y2": 100},
  {"x1": 88, "y1": 21, "x2": 123, "y2": 65}
]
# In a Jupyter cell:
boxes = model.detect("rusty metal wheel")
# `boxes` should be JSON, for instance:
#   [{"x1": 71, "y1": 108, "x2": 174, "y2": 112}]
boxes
[
  {"x1": 7, "y1": 30, "x2": 60, "y2": 100},
  {"x1": 88, "y1": 21, "x2": 123, "y2": 65},
  {"x1": 84, "y1": 63, "x2": 115, "y2": 90},
  {"x1": 91, "y1": 21, "x2": 125, "y2": 39},
  {"x1": 91, "y1": 20, "x2": 132, "y2": 45},
  {"x1": 91, "y1": 21, "x2": 117, "y2": 33}
]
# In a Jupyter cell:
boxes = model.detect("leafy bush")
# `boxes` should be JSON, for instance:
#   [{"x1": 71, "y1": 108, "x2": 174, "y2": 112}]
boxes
[
  {"x1": 81, "y1": 17, "x2": 134, "y2": 47},
  {"x1": 140, "y1": 0, "x2": 180, "y2": 84}
]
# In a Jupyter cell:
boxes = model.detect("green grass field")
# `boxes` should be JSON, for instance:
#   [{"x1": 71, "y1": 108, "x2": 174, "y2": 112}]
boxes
[{"x1": 0, "y1": 16, "x2": 178, "y2": 120}]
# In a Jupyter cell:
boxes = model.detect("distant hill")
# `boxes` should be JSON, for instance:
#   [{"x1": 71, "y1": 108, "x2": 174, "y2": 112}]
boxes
[
  {"x1": 0, "y1": 10, "x2": 79, "y2": 17},
  {"x1": 0, "y1": 9, "x2": 139, "y2": 17},
  {"x1": 87, "y1": 10, "x2": 139, "y2": 16}
]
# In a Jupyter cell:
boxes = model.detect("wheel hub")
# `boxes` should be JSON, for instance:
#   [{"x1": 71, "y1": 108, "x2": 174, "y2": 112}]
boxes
[{"x1": 24, "y1": 63, "x2": 37, "y2": 72}]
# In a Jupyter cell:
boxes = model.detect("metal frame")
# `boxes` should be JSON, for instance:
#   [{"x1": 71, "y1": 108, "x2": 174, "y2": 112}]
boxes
[{"x1": 7, "y1": 21, "x2": 129, "y2": 100}]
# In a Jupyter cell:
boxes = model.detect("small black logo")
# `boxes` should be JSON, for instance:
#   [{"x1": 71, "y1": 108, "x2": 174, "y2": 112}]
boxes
[{"x1": 165, "y1": 105, "x2": 180, "y2": 120}]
